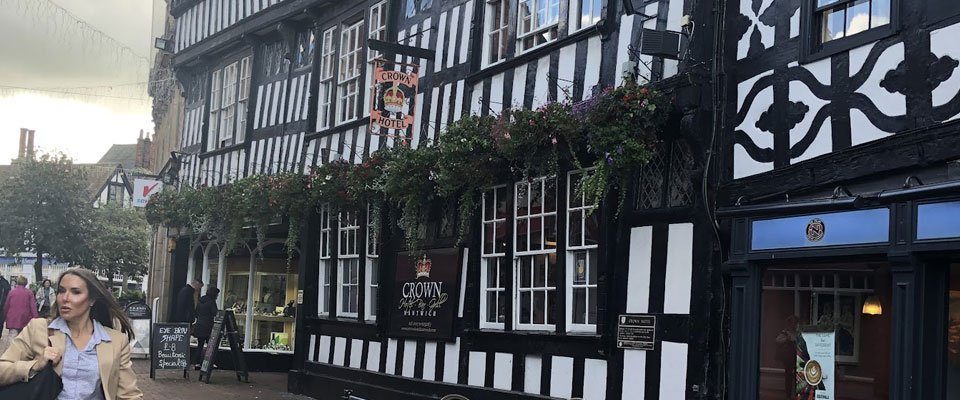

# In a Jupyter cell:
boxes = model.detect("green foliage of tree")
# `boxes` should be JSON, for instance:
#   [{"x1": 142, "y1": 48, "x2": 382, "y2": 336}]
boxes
[
  {"x1": 89, "y1": 203, "x2": 149, "y2": 286},
  {"x1": 0, "y1": 153, "x2": 92, "y2": 281}
]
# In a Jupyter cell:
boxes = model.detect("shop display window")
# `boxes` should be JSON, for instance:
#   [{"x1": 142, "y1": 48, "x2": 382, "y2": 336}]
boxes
[
  {"x1": 948, "y1": 263, "x2": 960, "y2": 397},
  {"x1": 221, "y1": 251, "x2": 298, "y2": 352},
  {"x1": 759, "y1": 264, "x2": 891, "y2": 400}
]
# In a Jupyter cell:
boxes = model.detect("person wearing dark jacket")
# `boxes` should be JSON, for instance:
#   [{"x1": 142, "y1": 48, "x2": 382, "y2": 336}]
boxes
[
  {"x1": 0, "y1": 276, "x2": 10, "y2": 339},
  {"x1": 192, "y1": 286, "x2": 219, "y2": 368},
  {"x1": 174, "y1": 279, "x2": 202, "y2": 323}
]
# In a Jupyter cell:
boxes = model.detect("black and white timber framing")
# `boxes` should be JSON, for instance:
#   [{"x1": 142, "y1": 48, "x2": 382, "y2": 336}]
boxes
[
  {"x1": 719, "y1": 0, "x2": 960, "y2": 399},
  {"x1": 167, "y1": 0, "x2": 724, "y2": 399}
]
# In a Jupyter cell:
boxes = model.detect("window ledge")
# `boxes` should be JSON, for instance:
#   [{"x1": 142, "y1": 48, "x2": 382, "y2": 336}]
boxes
[
  {"x1": 199, "y1": 142, "x2": 246, "y2": 158},
  {"x1": 466, "y1": 27, "x2": 599, "y2": 85},
  {"x1": 801, "y1": 26, "x2": 896, "y2": 64}
]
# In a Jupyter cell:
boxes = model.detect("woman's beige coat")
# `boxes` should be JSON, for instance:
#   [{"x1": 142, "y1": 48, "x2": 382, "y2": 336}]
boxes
[{"x1": 0, "y1": 318, "x2": 143, "y2": 400}]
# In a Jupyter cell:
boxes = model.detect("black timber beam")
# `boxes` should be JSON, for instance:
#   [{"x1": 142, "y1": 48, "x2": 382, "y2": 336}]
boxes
[
  {"x1": 367, "y1": 39, "x2": 435, "y2": 60},
  {"x1": 719, "y1": 120, "x2": 960, "y2": 205},
  {"x1": 173, "y1": 0, "x2": 327, "y2": 67}
]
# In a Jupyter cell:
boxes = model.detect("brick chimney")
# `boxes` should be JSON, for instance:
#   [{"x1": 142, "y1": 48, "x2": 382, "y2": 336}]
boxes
[
  {"x1": 135, "y1": 129, "x2": 154, "y2": 169},
  {"x1": 15, "y1": 128, "x2": 35, "y2": 162}
]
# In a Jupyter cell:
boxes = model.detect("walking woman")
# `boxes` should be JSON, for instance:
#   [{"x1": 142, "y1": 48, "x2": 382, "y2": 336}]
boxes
[
  {"x1": 2, "y1": 276, "x2": 38, "y2": 336},
  {"x1": 0, "y1": 268, "x2": 143, "y2": 399},
  {"x1": 36, "y1": 279, "x2": 56, "y2": 318}
]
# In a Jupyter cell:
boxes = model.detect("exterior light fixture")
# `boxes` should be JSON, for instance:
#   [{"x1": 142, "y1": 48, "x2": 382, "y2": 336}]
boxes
[{"x1": 862, "y1": 295, "x2": 882, "y2": 315}]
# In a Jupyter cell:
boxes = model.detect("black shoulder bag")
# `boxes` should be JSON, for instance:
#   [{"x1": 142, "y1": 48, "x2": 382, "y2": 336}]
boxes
[{"x1": 0, "y1": 329, "x2": 64, "y2": 400}]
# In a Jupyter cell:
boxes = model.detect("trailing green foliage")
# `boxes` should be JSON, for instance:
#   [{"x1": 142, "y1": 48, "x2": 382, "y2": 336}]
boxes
[{"x1": 146, "y1": 82, "x2": 671, "y2": 253}]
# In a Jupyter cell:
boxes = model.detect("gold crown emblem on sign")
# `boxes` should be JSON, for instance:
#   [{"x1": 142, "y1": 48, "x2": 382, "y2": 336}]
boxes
[
  {"x1": 415, "y1": 255, "x2": 432, "y2": 279},
  {"x1": 383, "y1": 83, "x2": 405, "y2": 112}
]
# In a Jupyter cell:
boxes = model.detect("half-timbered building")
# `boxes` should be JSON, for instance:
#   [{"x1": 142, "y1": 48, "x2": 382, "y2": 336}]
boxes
[
  {"x1": 165, "y1": 0, "x2": 724, "y2": 398},
  {"x1": 719, "y1": 0, "x2": 960, "y2": 399}
]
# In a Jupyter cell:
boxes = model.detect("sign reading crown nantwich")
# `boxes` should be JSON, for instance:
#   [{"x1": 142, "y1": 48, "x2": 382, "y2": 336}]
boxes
[
  {"x1": 369, "y1": 59, "x2": 419, "y2": 140},
  {"x1": 388, "y1": 248, "x2": 460, "y2": 340}
]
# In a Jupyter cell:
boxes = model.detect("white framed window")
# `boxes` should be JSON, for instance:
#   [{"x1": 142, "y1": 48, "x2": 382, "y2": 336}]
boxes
[
  {"x1": 317, "y1": 28, "x2": 337, "y2": 130},
  {"x1": 338, "y1": 20, "x2": 364, "y2": 124},
  {"x1": 483, "y1": 0, "x2": 510, "y2": 65},
  {"x1": 318, "y1": 204, "x2": 333, "y2": 315},
  {"x1": 338, "y1": 210, "x2": 360, "y2": 317},
  {"x1": 236, "y1": 57, "x2": 251, "y2": 143},
  {"x1": 208, "y1": 56, "x2": 252, "y2": 150},
  {"x1": 517, "y1": 0, "x2": 561, "y2": 52},
  {"x1": 365, "y1": 204, "x2": 380, "y2": 321},
  {"x1": 368, "y1": 1, "x2": 388, "y2": 62},
  {"x1": 574, "y1": 0, "x2": 603, "y2": 31},
  {"x1": 513, "y1": 176, "x2": 558, "y2": 330},
  {"x1": 566, "y1": 170, "x2": 599, "y2": 332},
  {"x1": 208, "y1": 69, "x2": 222, "y2": 149},
  {"x1": 480, "y1": 185, "x2": 509, "y2": 329}
]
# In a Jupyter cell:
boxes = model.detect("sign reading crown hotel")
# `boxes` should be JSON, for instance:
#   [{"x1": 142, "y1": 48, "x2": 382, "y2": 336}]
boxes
[
  {"x1": 388, "y1": 248, "x2": 461, "y2": 340},
  {"x1": 369, "y1": 60, "x2": 419, "y2": 140}
]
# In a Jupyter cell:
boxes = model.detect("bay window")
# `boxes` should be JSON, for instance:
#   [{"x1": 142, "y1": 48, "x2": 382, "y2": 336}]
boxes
[
  {"x1": 365, "y1": 205, "x2": 380, "y2": 321},
  {"x1": 338, "y1": 21, "x2": 364, "y2": 124},
  {"x1": 514, "y1": 177, "x2": 558, "y2": 330},
  {"x1": 318, "y1": 204, "x2": 333, "y2": 315},
  {"x1": 208, "y1": 56, "x2": 251, "y2": 149},
  {"x1": 338, "y1": 210, "x2": 361, "y2": 317},
  {"x1": 483, "y1": 0, "x2": 510, "y2": 65},
  {"x1": 480, "y1": 186, "x2": 509, "y2": 328},
  {"x1": 317, "y1": 28, "x2": 336, "y2": 130},
  {"x1": 566, "y1": 171, "x2": 599, "y2": 332}
]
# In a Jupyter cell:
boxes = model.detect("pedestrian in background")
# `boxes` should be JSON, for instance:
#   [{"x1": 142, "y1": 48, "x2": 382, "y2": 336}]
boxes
[
  {"x1": 35, "y1": 278, "x2": 55, "y2": 318},
  {"x1": 174, "y1": 279, "x2": 202, "y2": 324},
  {"x1": 192, "y1": 286, "x2": 219, "y2": 369},
  {"x1": 0, "y1": 275, "x2": 10, "y2": 339},
  {"x1": 2, "y1": 276, "x2": 37, "y2": 336}
]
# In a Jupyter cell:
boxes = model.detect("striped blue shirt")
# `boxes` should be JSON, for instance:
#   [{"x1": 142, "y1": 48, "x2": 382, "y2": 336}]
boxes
[{"x1": 49, "y1": 317, "x2": 111, "y2": 400}]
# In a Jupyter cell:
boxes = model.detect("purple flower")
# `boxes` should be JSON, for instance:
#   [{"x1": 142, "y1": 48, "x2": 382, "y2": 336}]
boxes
[{"x1": 605, "y1": 153, "x2": 614, "y2": 166}]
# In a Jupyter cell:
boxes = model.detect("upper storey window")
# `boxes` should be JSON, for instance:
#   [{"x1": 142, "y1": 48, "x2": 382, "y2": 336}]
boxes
[
  {"x1": 405, "y1": 0, "x2": 433, "y2": 18},
  {"x1": 338, "y1": 20, "x2": 365, "y2": 124},
  {"x1": 518, "y1": 0, "x2": 561, "y2": 52},
  {"x1": 294, "y1": 30, "x2": 315, "y2": 70},
  {"x1": 802, "y1": 0, "x2": 895, "y2": 62},
  {"x1": 574, "y1": 0, "x2": 603, "y2": 31},
  {"x1": 483, "y1": 0, "x2": 510, "y2": 65},
  {"x1": 209, "y1": 56, "x2": 251, "y2": 149},
  {"x1": 816, "y1": 0, "x2": 890, "y2": 44}
]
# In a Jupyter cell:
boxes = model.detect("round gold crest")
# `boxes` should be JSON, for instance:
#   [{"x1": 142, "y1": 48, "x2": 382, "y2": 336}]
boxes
[
  {"x1": 806, "y1": 218, "x2": 825, "y2": 242},
  {"x1": 803, "y1": 360, "x2": 823, "y2": 386}
]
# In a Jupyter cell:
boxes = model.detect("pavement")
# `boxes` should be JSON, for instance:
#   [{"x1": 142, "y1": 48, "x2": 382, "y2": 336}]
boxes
[{"x1": 1, "y1": 328, "x2": 314, "y2": 400}]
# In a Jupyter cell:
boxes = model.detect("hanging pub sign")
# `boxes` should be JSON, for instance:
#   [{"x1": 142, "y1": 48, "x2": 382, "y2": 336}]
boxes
[
  {"x1": 369, "y1": 59, "x2": 419, "y2": 140},
  {"x1": 388, "y1": 248, "x2": 461, "y2": 340}
]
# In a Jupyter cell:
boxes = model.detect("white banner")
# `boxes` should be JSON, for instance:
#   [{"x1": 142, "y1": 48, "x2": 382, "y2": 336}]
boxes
[
  {"x1": 132, "y1": 179, "x2": 163, "y2": 208},
  {"x1": 797, "y1": 330, "x2": 835, "y2": 400}
]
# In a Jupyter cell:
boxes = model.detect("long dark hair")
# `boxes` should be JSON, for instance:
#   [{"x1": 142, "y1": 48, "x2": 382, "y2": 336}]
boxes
[{"x1": 50, "y1": 268, "x2": 134, "y2": 340}]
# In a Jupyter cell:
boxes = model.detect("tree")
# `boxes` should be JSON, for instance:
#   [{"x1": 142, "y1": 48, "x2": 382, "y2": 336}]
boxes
[
  {"x1": 89, "y1": 203, "x2": 150, "y2": 290},
  {"x1": 0, "y1": 153, "x2": 92, "y2": 282}
]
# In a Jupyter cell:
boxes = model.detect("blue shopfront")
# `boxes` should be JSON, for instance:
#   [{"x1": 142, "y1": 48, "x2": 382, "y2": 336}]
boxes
[{"x1": 720, "y1": 181, "x2": 960, "y2": 400}]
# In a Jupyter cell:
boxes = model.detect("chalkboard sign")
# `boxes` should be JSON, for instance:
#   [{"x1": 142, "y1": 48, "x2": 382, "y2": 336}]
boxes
[
  {"x1": 125, "y1": 302, "x2": 150, "y2": 319},
  {"x1": 150, "y1": 323, "x2": 190, "y2": 379},
  {"x1": 199, "y1": 310, "x2": 248, "y2": 383}
]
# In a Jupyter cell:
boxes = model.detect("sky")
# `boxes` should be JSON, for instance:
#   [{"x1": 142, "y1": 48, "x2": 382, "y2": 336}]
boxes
[{"x1": 0, "y1": 0, "x2": 166, "y2": 165}]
